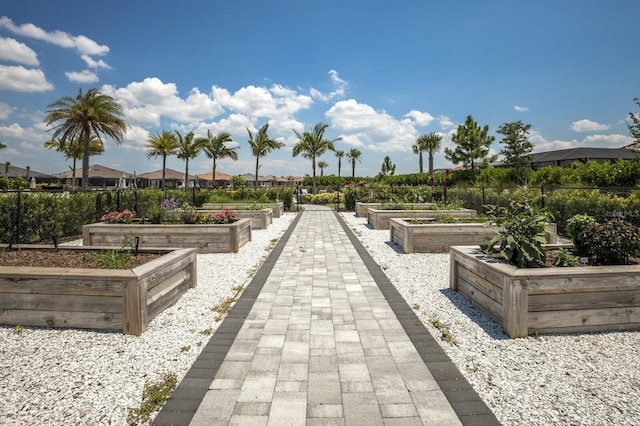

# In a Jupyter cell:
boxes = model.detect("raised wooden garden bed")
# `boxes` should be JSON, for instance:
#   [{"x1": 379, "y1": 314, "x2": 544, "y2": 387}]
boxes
[
  {"x1": 355, "y1": 202, "x2": 435, "y2": 217},
  {"x1": 202, "y1": 202, "x2": 284, "y2": 218},
  {"x1": 450, "y1": 245, "x2": 640, "y2": 338},
  {"x1": 82, "y1": 219, "x2": 252, "y2": 253},
  {"x1": 0, "y1": 246, "x2": 197, "y2": 335},
  {"x1": 367, "y1": 208, "x2": 477, "y2": 230},
  {"x1": 199, "y1": 208, "x2": 273, "y2": 229},
  {"x1": 391, "y1": 219, "x2": 558, "y2": 253}
]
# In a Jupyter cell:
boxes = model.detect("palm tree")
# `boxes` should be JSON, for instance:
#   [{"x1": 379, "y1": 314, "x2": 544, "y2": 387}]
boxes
[
  {"x1": 146, "y1": 130, "x2": 179, "y2": 190},
  {"x1": 44, "y1": 88, "x2": 128, "y2": 190},
  {"x1": 346, "y1": 148, "x2": 362, "y2": 179},
  {"x1": 335, "y1": 150, "x2": 345, "y2": 177},
  {"x1": 292, "y1": 122, "x2": 341, "y2": 194},
  {"x1": 247, "y1": 123, "x2": 284, "y2": 189},
  {"x1": 413, "y1": 132, "x2": 442, "y2": 176},
  {"x1": 175, "y1": 130, "x2": 204, "y2": 190},
  {"x1": 44, "y1": 136, "x2": 104, "y2": 189},
  {"x1": 197, "y1": 130, "x2": 239, "y2": 188},
  {"x1": 318, "y1": 160, "x2": 329, "y2": 177}
]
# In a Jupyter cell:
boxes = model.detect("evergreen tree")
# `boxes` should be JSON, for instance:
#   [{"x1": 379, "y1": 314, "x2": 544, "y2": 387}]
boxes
[
  {"x1": 444, "y1": 115, "x2": 495, "y2": 179},
  {"x1": 380, "y1": 155, "x2": 395, "y2": 176},
  {"x1": 497, "y1": 120, "x2": 533, "y2": 184}
]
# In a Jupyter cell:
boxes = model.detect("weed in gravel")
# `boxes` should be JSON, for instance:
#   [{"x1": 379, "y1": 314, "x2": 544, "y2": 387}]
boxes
[
  {"x1": 200, "y1": 327, "x2": 213, "y2": 336},
  {"x1": 127, "y1": 372, "x2": 177, "y2": 426},
  {"x1": 430, "y1": 315, "x2": 458, "y2": 346},
  {"x1": 411, "y1": 303, "x2": 420, "y2": 310},
  {"x1": 180, "y1": 346, "x2": 190, "y2": 353},
  {"x1": 13, "y1": 324, "x2": 24, "y2": 335},
  {"x1": 211, "y1": 296, "x2": 237, "y2": 322}
]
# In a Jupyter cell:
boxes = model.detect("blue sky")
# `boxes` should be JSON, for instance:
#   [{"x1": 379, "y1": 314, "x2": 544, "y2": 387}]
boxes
[{"x1": 0, "y1": 0, "x2": 638, "y2": 178}]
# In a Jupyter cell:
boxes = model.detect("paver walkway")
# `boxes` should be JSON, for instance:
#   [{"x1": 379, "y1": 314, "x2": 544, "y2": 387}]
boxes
[{"x1": 154, "y1": 206, "x2": 498, "y2": 426}]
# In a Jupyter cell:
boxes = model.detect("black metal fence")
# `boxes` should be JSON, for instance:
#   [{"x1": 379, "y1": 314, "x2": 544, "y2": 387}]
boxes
[
  {"x1": 0, "y1": 186, "x2": 298, "y2": 246},
  {"x1": 2, "y1": 185, "x2": 640, "y2": 245}
]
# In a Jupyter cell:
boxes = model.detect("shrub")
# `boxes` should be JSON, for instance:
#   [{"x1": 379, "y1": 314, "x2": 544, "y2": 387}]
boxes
[
  {"x1": 565, "y1": 214, "x2": 597, "y2": 256},
  {"x1": 481, "y1": 189, "x2": 553, "y2": 268},
  {"x1": 581, "y1": 218, "x2": 640, "y2": 264},
  {"x1": 309, "y1": 192, "x2": 344, "y2": 205}
]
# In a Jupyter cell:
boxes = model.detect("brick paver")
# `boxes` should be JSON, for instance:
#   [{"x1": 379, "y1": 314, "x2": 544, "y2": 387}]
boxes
[{"x1": 154, "y1": 206, "x2": 498, "y2": 426}]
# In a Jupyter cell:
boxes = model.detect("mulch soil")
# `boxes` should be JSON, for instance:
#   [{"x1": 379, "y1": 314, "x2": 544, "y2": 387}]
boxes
[{"x1": 0, "y1": 250, "x2": 161, "y2": 269}]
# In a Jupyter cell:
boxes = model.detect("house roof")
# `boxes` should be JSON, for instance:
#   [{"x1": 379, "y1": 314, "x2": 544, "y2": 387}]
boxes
[
  {"x1": 137, "y1": 168, "x2": 194, "y2": 180},
  {"x1": 0, "y1": 163, "x2": 56, "y2": 179},
  {"x1": 197, "y1": 171, "x2": 233, "y2": 181},
  {"x1": 53, "y1": 164, "x2": 131, "y2": 179},
  {"x1": 529, "y1": 147, "x2": 640, "y2": 168}
]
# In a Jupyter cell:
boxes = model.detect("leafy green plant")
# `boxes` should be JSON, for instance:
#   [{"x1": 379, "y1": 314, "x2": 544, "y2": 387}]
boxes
[
  {"x1": 581, "y1": 218, "x2": 640, "y2": 264},
  {"x1": 565, "y1": 214, "x2": 597, "y2": 256},
  {"x1": 553, "y1": 248, "x2": 580, "y2": 267},
  {"x1": 93, "y1": 250, "x2": 132, "y2": 269},
  {"x1": 179, "y1": 203, "x2": 198, "y2": 224},
  {"x1": 127, "y1": 372, "x2": 177, "y2": 425},
  {"x1": 481, "y1": 190, "x2": 553, "y2": 268},
  {"x1": 434, "y1": 213, "x2": 459, "y2": 223}
]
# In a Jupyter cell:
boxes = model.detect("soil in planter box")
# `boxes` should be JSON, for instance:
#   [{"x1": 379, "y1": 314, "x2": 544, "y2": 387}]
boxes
[{"x1": 0, "y1": 250, "x2": 161, "y2": 269}]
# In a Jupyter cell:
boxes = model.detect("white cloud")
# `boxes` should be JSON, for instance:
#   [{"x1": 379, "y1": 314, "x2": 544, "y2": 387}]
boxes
[
  {"x1": 438, "y1": 115, "x2": 454, "y2": 129},
  {"x1": 325, "y1": 99, "x2": 418, "y2": 152},
  {"x1": 583, "y1": 133, "x2": 633, "y2": 147},
  {"x1": 0, "y1": 65, "x2": 53, "y2": 92},
  {"x1": 102, "y1": 78, "x2": 226, "y2": 124},
  {"x1": 514, "y1": 105, "x2": 529, "y2": 112},
  {"x1": 0, "y1": 102, "x2": 14, "y2": 120},
  {"x1": 65, "y1": 69, "x2": 99, "y2": 84},
  {"x1": 310, "y1": 69, "x2": 348, "y2": 101},
  {"x1": 0, "y1": 37, "x2": 38, "y2": 65},
  {"x1": 81, "y1": 54, "x2": 111, "y2": 69},
  {"x1": 0, "y1": 122, "x2": 48, "y2": 143},
  {"x1": 405, "y1": 110, "x2": 434, "y2": 126},
  {"x1": 570, "y1": 119, "x2": 610, "y2": 132},
  {"x1": 122, "y1": 125, "x2": 150, "y2": 150},
  {"x1": 0, "y1": 17, "x2": 109, "y2": 56}
]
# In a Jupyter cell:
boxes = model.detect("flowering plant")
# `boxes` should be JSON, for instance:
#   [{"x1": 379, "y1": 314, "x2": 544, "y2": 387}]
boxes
[
  {"x1": 100, "y1": 209, "x2": 135, "y2": 224},
  {"x1": 194, "y1": 212, "x2": 214, "y2": 224},
  {"x1": 212, "y1": 209, "x2": 236, "y2": 224}
]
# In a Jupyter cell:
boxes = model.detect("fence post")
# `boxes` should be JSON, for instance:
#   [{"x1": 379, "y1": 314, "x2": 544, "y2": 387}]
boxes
[
  {"x1": 16, "y1": 188, "x2": 22, "y2": 245},
  {"x1": 541, "y1": 187, "x2": 545, "y2": 209}
]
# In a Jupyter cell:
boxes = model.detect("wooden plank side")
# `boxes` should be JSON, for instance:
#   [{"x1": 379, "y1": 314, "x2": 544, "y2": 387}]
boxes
[
  {"x1": 0, "y1": 292, "x2": 122, "y2": 312},
  {"x1": 529, "y1": 307, "x2": 640, "y2": 330},
  {"x1": 147, "y1": 280, "x2": 191, "y2": 321},
  {"x1": 146, "y1": 269, "x2": 189, "y2": 305},
  {"x1": 531, "y1": 322, "x2": 640, "y2": 335},
  {"x1": 457, "y1": 266, "x2": 503, "y2": 303},
  {"x1": 503, "y1": 278, "x2": 528, "y2": 338},
  {"x1": 529, "y1": 289, "x2": 640, "y2": 312},
  {"x1": 0, "y1": 276, "x2": 124, "y2": 295},
  {"x1": 457, "y1": 278, "x2": 503, "y2": 323},
  {"x1": 0, "y1": 309, "x2": 123, "y2": 330}
]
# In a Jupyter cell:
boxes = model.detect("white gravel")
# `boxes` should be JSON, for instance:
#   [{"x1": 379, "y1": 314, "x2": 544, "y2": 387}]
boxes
[
  {"x1": 3, "y1": 210, "x2": 640, "y2": 426},
  {"x1": 0, "y1": 213, "x2": 296, "y2": 426},
  {"x1": 340, "y1": 212, "x2": 640, "y2": 426}
]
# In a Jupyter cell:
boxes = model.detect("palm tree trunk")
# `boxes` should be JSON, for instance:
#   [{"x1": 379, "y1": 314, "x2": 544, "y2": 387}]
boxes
[
  {"x1": 428, "y1": 153, "x2": 434, "y2": 177},
  {"x1": 338, "y1": 159, "x2": 341, "y2": 177},
  {"x1": 352, "y1": 161, "x2": 355, "y2": 179},
  {"x1": 185, "y1": 159, "x2": 189, "y2": 191},
  {"x1": 212, "y1": 158, "x2": 217, "y2": 188},
  {"x1": 255, "y1": 157, "x2": 259, "y2": 189},
  {"x1": 312, "y1": 157, "x2": 317, "y2": 194},
  {"x1": 82, "y1": 130, "x2": 90, "y2": 190},
  {"x1": 419, "y1": 152, "x2": 424, "y2": 174},
  {"x1": 162, "y1": 154, "x2": 167, "y2": 191},
  {"x1": 72, "y1": 158, "x2": 77, "y2": 190}
]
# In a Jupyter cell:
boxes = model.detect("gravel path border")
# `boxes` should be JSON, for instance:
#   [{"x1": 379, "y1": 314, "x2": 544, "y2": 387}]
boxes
[
  {"x1": 340, "y1": 212, "x2": 640, "y2": 426},
  {"x1": 0, "y1": 213, "x2": 296, "y2": 426},
  {"x1": 2, "y1": 210, "x2": 640, "y2": 425}
]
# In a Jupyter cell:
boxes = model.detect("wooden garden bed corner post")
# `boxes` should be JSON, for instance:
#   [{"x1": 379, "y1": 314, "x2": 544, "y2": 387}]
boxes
[
  {"x1": 503, "y1": 277, "x2": 528, "y2": 338},
  {"x1": 449, "y1": 250, "x2": 459, "y2": 292},
  {"x1": 122, "y1": 277, "x2": 146, "y2": 335}
]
